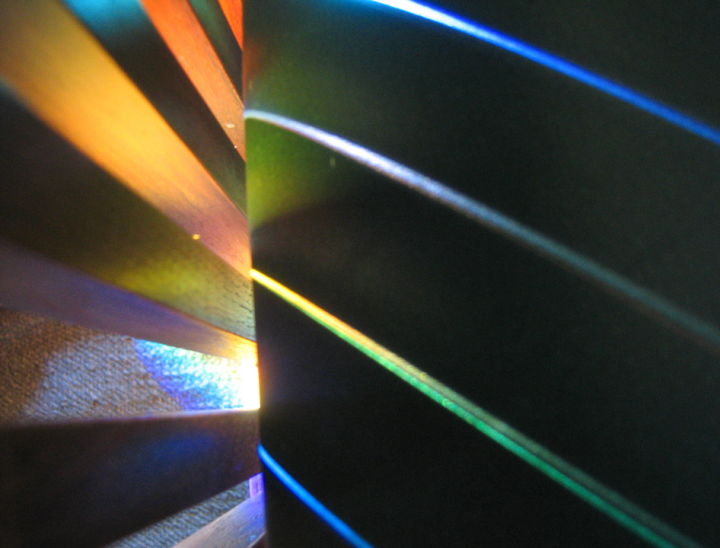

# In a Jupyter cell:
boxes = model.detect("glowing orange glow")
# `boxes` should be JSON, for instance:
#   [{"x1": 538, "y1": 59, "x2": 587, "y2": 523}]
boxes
[
  {"x1": 0, "y1": 0, "x2": 250, "y2": 276},
  {"x1": 142, "y1": 0, "x2": 246, "y2": 157},
  {"x1": 218, "y1": 0, "x2": 244, "y2": 48}
]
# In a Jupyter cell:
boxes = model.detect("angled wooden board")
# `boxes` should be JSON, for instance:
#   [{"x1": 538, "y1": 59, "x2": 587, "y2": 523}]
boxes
[{"x1": 0, "y1": 410, "x2": 260, "y2": 548}]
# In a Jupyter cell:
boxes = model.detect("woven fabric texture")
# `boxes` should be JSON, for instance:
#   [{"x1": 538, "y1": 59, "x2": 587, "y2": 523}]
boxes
[{"x1": 0, "y1": 306, "x2": 250, "y2": 547}]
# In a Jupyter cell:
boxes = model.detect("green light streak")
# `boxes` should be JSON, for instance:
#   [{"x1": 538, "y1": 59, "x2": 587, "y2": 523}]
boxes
[{"x1": 251, "y1": 269, "x2": 704, "y2": 548}]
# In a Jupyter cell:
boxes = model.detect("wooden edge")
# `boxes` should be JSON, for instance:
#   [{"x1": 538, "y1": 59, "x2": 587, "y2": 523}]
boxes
[
  {"x1": 0, "y1": 241, "x2": 256, "y2": 361},
  {"x1": 0, "y1": 409, "x2": 260, "y2": 548},
  {"x1": 187, "y1": 0, "x2": 244, "y2": 96},
  {"x1": 142, "y1": 0, "x2": 246, "y2": 156},
  {"x1": 218, "y1": 0, "x2": 243, "y2": 50},
  {"x1": 61, "y1": 0, "x2": 248, "y2": 205},
  {"x1": 0, "y1": 82, "x2": 254, "y2": 341},
  {"x1": 173, "y1": 492, "x2": 266, "y2": 548}
]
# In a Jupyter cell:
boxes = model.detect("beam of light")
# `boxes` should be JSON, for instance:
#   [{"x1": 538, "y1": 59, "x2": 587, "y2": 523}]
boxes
[
  {"x1": 135, "y1": 339, "x2": 259, "y2": 410},
  {"x1": 360, "y1": 0, "x2": 720, "y2": 148},
  {"x1": 251, "y1": 269, "x2": 703, "y2": 548},
  {"x1": 258, "y1": 445, "x2": 375, "y2": 548},
  {"x1": 245, "y1": 110, "x2": 720, "y2": 359}
]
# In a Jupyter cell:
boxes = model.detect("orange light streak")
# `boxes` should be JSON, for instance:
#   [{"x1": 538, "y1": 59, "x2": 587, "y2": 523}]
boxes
[
  {"x1": 218, "y1": 0, "x2": 244, "y2": 49},
  {"x1": 142, "y1": 0, "x2": 246, "y2": 157}
]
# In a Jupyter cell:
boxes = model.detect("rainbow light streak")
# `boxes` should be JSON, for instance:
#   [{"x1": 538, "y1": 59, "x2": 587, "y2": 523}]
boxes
[
  {"x1": 245, "y1": 110, "x2": 720, "y2": 359},
  {"x1": 135, "y1": 339, "x2": 259, "y2": 410},
  {"x1": 360, "y1": 0, "x2": 720, "y2": 148},
  {"x1": 252, "y1": 269, "x2": 702, "y2": 548},
  {"x1": 258, "y1": 445, "x2": 375, "y2": 548}
]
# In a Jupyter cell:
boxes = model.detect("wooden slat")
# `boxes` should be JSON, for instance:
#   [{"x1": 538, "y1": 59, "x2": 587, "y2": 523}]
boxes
[
  {"x1": 0, "y1": 4, "x2": 260, "y2": 548},
  {"x1": 186, "y1": 0, "x2": 245, "y2": 96},
  {"x1": 0, "y1": 83, "x2": 254, "y2": 345},
  {"x1": 0, "y1": 0, "x2": 249, "y2": 274},
  {"x1": 141, "y1": 0, "x2": 246, "y2": 156},
  {"x1": 63, "y1": 0, "x2": 247, "y2": 181},
  {"x1": 0, "y1": 242, "x2": 254, "y2": 361},
  {"x1": 172, "y1": 493, "x2": 265, "y2": 548},
  {"x1": 218, "y1": 0, "x2": 243, "y2": 49},
  {"x1": 0, "y1": 410, "x2": 260, "y2": 548}
]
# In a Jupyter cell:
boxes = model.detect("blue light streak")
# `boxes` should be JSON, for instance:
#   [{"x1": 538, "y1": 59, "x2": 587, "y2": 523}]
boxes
[
  {"x1": 361, "y1": 0, "x2": 720, "y2": 147},
  {"x1": 245, "y1": 110, "x2": 720, "y2": 358},
  {"x1": 258, "y1": 445, "x2": 375, "y2": 548}
]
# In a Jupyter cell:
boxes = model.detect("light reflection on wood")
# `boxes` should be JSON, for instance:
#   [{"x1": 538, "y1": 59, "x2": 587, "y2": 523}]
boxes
[
  {"x1": 0, "y1": 0, "x2": 250, "y2": 277},
  {"x1": 143, "y1": 0, "x2": 246, "y2": 157},
  {"x1": 0, "y1": 242, "x2": 256, "y2": 361}
]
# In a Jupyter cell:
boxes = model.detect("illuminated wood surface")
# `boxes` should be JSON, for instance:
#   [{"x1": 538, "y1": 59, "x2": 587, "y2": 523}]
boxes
[
  {"x1": 64, "y1": 0, "x2": 247, "y2": 179},
  {"x1": 0, "y1": 85, "x2": 254, "y2": 348},
  {"x1": 142, "y1": 0, "x2": 246, "y2": 156},
  {"x1": 0, "y1": 2, "x2": 258, "y2": 548},
  {"x1": 0, "y1": 242, "x2": 254, "y2": 362},
  {"x1": 186, "y1": 0, "x2": 245, "y2": 96},
  {"x1": 218, "y1": 0, "x2": 243, "y2": 49},
  {"x1": 0, "y1": 0, "x2": 250, "y2": 275}
]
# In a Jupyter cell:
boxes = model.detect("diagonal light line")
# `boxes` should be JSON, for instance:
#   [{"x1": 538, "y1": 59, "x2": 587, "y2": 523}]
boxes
[
  {"x1": 245, "y1": 110, "x2": 720, "y2": 358},
  {"x1": 258, "y1": 445, "x2": 376, "y2": 548},
  {"x1": 361, "y1": 0, "x2": 720, "y2": 148},
  {"x1": 252, "y1": 268, "x2": 703, "y2": 548}
]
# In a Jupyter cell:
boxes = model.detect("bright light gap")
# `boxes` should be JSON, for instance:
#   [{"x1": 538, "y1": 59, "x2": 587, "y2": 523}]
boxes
[
  {"x1": 134, "y1": 339, "x2": 259, "y2": 411},
  {"x1": 251, "y1": 269, "x2": 702, "y2": 548}
]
